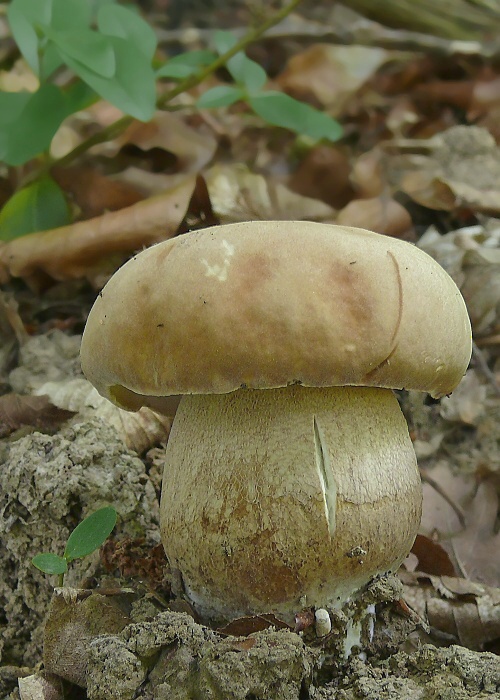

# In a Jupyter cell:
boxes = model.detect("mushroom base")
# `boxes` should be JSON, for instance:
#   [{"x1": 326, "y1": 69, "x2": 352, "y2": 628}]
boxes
[{"x1": 159, "y1": 386, "x2": 422, "y2": 623}]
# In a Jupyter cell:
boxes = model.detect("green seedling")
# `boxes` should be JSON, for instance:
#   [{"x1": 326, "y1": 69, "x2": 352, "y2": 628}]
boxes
[
  {"x1": 32, "y1": 506, "x2": 117, "y2": 587},
  {"x1": 1, "y1": 0, "x2": 342, "y2": 241}
]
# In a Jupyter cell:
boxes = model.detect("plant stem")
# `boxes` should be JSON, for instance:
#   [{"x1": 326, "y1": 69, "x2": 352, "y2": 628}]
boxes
[
  {"x1": 52, "y1": 0, "x2": 302, "y2": 171},
  {"x1": 58, "y1": 572, "x2": 65, "y2": 587}
]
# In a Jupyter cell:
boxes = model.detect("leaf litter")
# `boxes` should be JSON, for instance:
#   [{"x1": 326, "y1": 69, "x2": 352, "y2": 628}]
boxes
[{"x1": 1, "y1": 0, "x2": 500, "y2": 697}]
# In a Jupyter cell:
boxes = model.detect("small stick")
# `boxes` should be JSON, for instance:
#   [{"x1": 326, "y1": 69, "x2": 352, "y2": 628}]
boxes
[
  {"x1": 420, "y1": 467, "x2": 467, "y2": 528},
  {"x1": 472, "y1": 341, "x2": 500, "y2": 396}
]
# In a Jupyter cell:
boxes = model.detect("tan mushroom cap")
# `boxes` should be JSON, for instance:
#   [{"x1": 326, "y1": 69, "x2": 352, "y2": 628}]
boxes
[{"x1": 80, "y1": 221, "x2": 471, "y2": 405}]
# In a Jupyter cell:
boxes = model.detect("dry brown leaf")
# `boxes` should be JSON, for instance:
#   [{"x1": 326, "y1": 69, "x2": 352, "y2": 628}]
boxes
[
  {"x1": 100, "y1": 539, "x2": 168, "y2": 588},
  {"x1": 287, "y1": 145, "x2": 354, "y2": 209},
  {"x1": 52, "y1": 166, "x2": 144, "y2": 219},
  {"x1": 461, "y1": 250, "x2": 500, "y2": 336},
  {"x1": 117, "y1": 112, "x2": 217, "y2": 173},
  {"x1": 411, "y1": 535, "x2": 456, "y2": 577},
  {"x1": 336, "y1": 196, "x2": 414, "y2": 239},
  {"x1": 350, "y1": 150, "x2": 385, "y2": 198},
  {"x1": 0, "y1": 291, "x2": 28, "y2": 381},
  {"x1": 114, "y1": 168, "x2": 202, "y2": 199},
  {"x1": 0, "y1": 175, "x2": 197, "y2": 287},
  {"x1": 452, "y1": 480, "x2": 500, "y2": 587},
  {"x1": 420, "y1": 462, "x2": 473, "y2": 540},
  {"x1": 401, "y1": 571, "x2": 500, "y2": 651},
  {"x1": 35, "y1": 378, "x2": 171, "y2": 454},
  {"x1": 439, "y1": 370, "x2": 487, "y2": 425},
  {"x1": 392, "y1": 126, "x2": 500, "y2": 214},
  {"x1": 385, "y1": 98, "x2": 420, "y2": 138},
  {"x1": 205, "y1": 164, "x2": 335, "y2": 223},
  {"x1": 227, "y1": 638, "x2": 258, "y2": 652},
  {"x1": 294, "y1": 609, "x2": 316, "y2": 633},
  {"x1": 218, "y1": 613, "x2": 291, "y2": 637},
  {"x1": 0, "y1": 393, "x2": 75, "y2": 437},
  {"x1": 276, "y1": 44, "x2": 388, "y2": 114},
  {"x1": 422, "y1": 463, "x2": 500, "y2": 588},
  {"x1": 471, "y1": 77, "x2": 500, "y2": 114},
  {"x1": 418, "y1": 222, "x2": 500, "y2": 336}
]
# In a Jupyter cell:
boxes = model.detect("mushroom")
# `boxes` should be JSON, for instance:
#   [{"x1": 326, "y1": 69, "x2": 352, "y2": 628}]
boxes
[{"x1": 80, "y1": 221, "x2": 471, "y2": 624}]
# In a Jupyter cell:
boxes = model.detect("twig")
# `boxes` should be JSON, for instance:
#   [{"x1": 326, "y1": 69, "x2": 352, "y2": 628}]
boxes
[
  {"x1": 51, "y1": 0, "x2": 303, "y2": 171},
  {"x1": 420, "y1": 467, "x2": 467, "y2": 528},
  {"x1": 471, "y1": 341, "x2": 500, "y2": 396},
  {"x1": 156, "y1": 14, "x2": 496, "y2": 57}
]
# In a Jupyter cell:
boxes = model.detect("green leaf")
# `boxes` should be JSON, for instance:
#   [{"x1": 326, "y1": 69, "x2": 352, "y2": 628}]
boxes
[
  {"x1": 64, "y1": 507, "x2": 117, "y2": 562},
  {"x1": 156, "y1": 50, "x2": 217, "y2": 80},
  {"x1": 228, "y1": 55, "x2": 267, "y2": 93},
  {"x1": 156, "y1": 63, "x2": 196, "y2": 80},
  {"x1": 196, "y1": 85, "x2": 244, "y2": 109},
  {"x1": 248, "y1": 92, "x2": 343, "y2": 141},
  {"x1": 62, "y1": 80, "x2": 98, "y2": 116},
  {"x1": 213, "y1": 29, "x2": 237, "y2": 56},
  {"x1": 98, "y1": 4, "x2": 157, "y2": 61},
  {"x1": 40, "y1": 42, "x2": 65, "y2": 81},
  {"x1": 89, "y1": 0, "x2": 118, "y2": 15},
  {"x1": 61, "y1": 36, "x2": 156, "y2": 121},
  {"x1": 212, "y1": 30, "x2": 266, "y2": 94},
  {"x1": 32, "y1": 553, "x2": 68, "y2": 576},
  {"x1": 50, "y1": 0, "x2": 92, "y2": 30},
  {"x1": 0, "y1": 86, "x2": 67, "y2": 166},
  {"x1": 7, "y1": 0, "x2": 52, "y2": 74},
  {"x1": 166, "y1": 50, "x2": 217, "y2": 68},
  {"x1": 0, "y1": 177, "x2": 70, "y2": 242},
  {"x1": 0, "y1": 91, "x2": 31, "y2": 127},
  {"x1": 48, "y1": 28, "x2": 116, "y2": 78}
]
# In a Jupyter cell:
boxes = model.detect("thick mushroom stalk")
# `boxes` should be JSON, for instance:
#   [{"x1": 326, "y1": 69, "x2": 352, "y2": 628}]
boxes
[
  {"x1": 160, "y1": 385, "x2": 421, "y2": 623},
  {"x1": 80, "y1": 221, "x2": 471, "y2": 625}
]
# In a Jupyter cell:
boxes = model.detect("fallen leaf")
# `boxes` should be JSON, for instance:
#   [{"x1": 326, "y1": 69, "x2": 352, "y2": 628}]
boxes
[
  {"x1": 393, "y1": 126, "x2": 500, "y2": 215},
  {"x1": 294, "y1": 608, "x2": 315, "y2": 633},
  {"x1": 117, "y1": 112, "x2": 217, "y2": 172},
  {"x1": 0, "y1": 393, "x2": 75, "y2": 437},
  {"x1": 287, "y1": 145, "x2": 354, "y2": 209},
  {"x1": 411, "y1": 534, "x2": 456, "y2": 577},
  {"x1": 401, "y1": 571, "x2": 500, "y2": 651},
  {"x1": 417, "y1": 223, "x2": 500, "y2": 336},
  {"x1": 277, "y1": 44, "x2": 388, "y2": 114},
  {"x1": 35, "y1": 378, "x2": 171, "y2": 454},
  {"x1": 205, "y1": 164, "x2": 335, "y2": 223},
  {"x1": 350, "y1": 149, "x2": 385, "y2": 198},
  {"x1": 0, "y1": 175, "x2": 197, "y2": 287},
  {"x1": 218, "y1": 613, "x2": 291, "y2": 637},
  {"x1": 420, "y1": 462, "x2": 473, "y2": 540},
  {"x1": 439, "y1": 370, "x2": 487, "y2": 425},
  {"x1": 100, "y1": 538, "x2": 168, "y2": 589},
  {"x1": 451, "y1": 480, "x2": 500, "y2": 587},
  {"x1": 336, "y1": 196, "x2": 414, "y2": 239},
  {"x1": 52, "y1": 166, "x2": 144, "y2": 219},
  {"x1": 0, "y1": 290, "x2": 28, "y2": 382},
  {"x1": 228, "y1": 638, "x2": 257, "y2": 652}
]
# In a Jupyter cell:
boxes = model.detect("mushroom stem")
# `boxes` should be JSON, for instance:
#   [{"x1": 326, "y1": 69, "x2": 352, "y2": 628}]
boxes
[{"x1": 160, "y1": 385, "x2": 422, "y2": 623}]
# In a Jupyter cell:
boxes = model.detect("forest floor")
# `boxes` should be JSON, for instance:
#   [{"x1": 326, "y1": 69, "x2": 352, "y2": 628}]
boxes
[{"x1": 1, "y1": 1, "x2": 500, "y2": 698}]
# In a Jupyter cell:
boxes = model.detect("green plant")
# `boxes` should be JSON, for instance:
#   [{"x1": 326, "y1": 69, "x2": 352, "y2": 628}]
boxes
[
  {"x1": 0, "y1": 0, "x2": 342, "y2": 241},
  {"x1": 195, "y1": 31, "x2": 342, "y2": 142},
  {"x1": 32, "y1": 506, "x2": 117, "y2": 586}
]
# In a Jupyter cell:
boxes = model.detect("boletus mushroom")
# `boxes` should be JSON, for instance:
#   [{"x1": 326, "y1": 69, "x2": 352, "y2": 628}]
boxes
[{"x1": 81, "y1": 221, "x2": 471, "y2": 624}]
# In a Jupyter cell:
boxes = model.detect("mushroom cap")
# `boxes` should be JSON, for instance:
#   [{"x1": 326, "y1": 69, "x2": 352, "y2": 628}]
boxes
[{"x1": 80, "y1": 221, "x2": 471, "y2": 405}]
